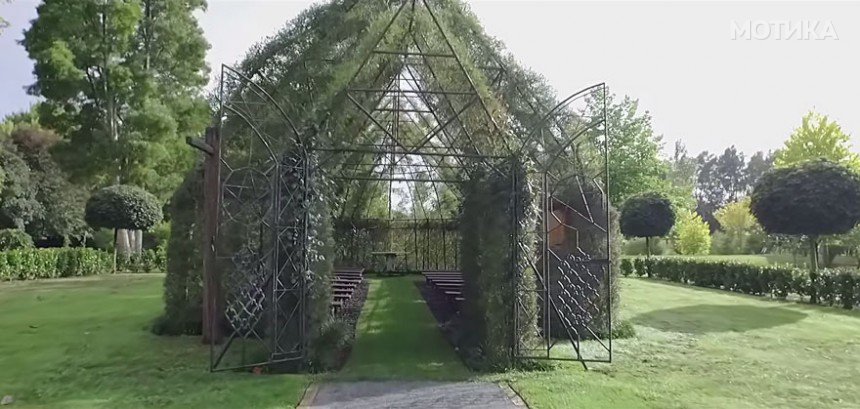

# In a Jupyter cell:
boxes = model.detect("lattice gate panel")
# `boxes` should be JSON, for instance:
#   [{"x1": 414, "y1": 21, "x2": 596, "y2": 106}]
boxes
[{"x1": 210, "y1": 65, "x2": 309, "y2": 372}]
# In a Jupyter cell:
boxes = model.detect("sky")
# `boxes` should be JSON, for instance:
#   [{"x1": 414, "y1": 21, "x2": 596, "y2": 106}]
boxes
[{"x1": 1, "y1": 0, "x2": 859, "y2": 157}]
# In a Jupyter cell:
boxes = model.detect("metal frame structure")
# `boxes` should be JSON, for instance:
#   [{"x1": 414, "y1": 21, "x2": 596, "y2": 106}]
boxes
[
  {"x1": 199, "y1": 0, "x2": 612, "y2": 372},
  {"x1": 204, "y1": 65, "x2": 310, "y2": 372}
]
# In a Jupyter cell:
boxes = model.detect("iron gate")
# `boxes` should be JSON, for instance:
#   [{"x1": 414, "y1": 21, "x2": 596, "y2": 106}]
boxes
[{"x1": 209, "y1": 65, "x2": 310, "y2": 372}]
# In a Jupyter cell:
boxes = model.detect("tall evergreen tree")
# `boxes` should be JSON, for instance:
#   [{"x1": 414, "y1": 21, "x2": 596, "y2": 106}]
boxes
[
  {"x1": 714, "y1": 146, "x2": 746, "y2": 203},
  {"x1": 744, "y1": 150, "x2": 773, "y2": 193},
  {"x1": 694, "y1": 151, "x2": 722, "y2": 230},
  {"x1": 695, "y1": 146, "x2": 748, "y2": 229}
]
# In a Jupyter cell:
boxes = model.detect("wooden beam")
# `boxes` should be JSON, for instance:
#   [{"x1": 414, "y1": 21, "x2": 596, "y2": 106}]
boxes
[
  {"x1": 186, "y1": 136, "x2": 215, "y2": 156},
  {"x1": 200, "y1": 126, "x2": 223, "y2": 345}
]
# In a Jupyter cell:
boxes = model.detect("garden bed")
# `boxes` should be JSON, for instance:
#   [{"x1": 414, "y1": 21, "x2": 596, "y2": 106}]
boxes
[
  {"x1": 332, "y1": 279, "x2": 369, "y2": 369},
  {"x1": 415, "y1": 280, "x2": 464, "y2": 352}
]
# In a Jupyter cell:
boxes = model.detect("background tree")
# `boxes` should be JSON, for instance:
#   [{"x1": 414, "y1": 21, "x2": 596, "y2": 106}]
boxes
[
  {"x1": 665, "y1": 141, "x2": 698, "y2": 210},
  {"x1": 750, "y1": 160, "x2": 860, "y2": 294},
  {"x1": 694, "y1": 147, "x2": 748, "y2": 230},
  {"x1": 22, "y1": 0, "x2": 210, "y2": 254},
  {"x1": 10, "y1": 125, "x2": 88, "y2": 245},
  {"x1": 714, "y1": 198, "x2": 759, "y2": 254},
  {"x1": 0, "y1": 1, "x2": 11, "y2": 35},
  {"x1": 588, "y1": 92, "x2": 667, "y2": 204},
  {"x1": 744, "y1": 151, "x2": 774, "y2": 193},
  {"x1": 0, "y1": 141, "x2": 40, "y2": 229},
  {"x1": 773, "y1": 111, "x2": 860, "y2": 171},
  {"x1": 620, "y1": 191, "x2": 676, "y2": 256},
  {"x1": 694, "y1": 151, "x2": 723, "y2": 231},
  {"x1": 715, "y1": 146, "x2": 746, "y2": 203},
  {"x1": 672, "y1": 210, "x2": 712, "y2": 255}
]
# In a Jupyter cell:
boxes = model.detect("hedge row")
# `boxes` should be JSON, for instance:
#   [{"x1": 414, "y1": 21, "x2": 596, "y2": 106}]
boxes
[
  {"x1": 622, "y1": 257, "x2": 860, "y2": 310},
  {"x1": 0, "y1": 247, "x2": 166, "y2": 281}
]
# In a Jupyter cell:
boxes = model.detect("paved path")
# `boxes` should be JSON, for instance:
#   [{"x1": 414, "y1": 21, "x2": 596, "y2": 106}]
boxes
[{"x1": 301, "y1": 381, "x2": 523, "y2": 409}]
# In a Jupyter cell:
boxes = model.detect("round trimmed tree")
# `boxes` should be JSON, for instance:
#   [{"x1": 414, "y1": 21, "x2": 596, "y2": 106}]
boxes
[
  {"x1": 620, "y1": 191, "x2": 676, "y2": 256},
  {"x1": 85, "y1": 185, "x2": 163, "y2": 267},
  {"x1": 750, "y1": 160, "x2": 860, "y2": 277}
]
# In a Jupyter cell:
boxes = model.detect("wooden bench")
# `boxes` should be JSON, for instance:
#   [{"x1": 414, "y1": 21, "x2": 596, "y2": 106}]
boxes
[
  {"x1": 331, "y1": 277, "x2": 360, "y2": 282},
  {"x1": 330, "y1": 268, "x2": 365, "y2": 313},
  {"x1": 429, "y1": 279, "x2": 463, "y2": 284}
]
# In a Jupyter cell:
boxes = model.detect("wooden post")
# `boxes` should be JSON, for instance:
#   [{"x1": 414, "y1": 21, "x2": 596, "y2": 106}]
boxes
[{"x1": 192, "y1": 127, "x2": 223, "y2": 345}]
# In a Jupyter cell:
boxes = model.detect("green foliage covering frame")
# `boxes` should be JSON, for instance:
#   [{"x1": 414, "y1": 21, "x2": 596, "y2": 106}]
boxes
[
  {"x1": 160, "y1": 0, "x2": 616, "y2": 372},
  {"x1": 459, "y1": 159, "x2": 538, "y2": 369}
]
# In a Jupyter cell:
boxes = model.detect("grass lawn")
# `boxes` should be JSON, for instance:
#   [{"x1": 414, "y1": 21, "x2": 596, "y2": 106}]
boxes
[
  {"x1": 0, "y1": 274, "x2": 308, "y2": 409},
  {"x1": 3, "y1": 274, "x2": 859, "y2": 408},
  {"x1": 332, "y1": 276, "x2": 471, "y2": 381},
  {"x1": 508, "y1": 278, "x2": 860, "y2": 409}
]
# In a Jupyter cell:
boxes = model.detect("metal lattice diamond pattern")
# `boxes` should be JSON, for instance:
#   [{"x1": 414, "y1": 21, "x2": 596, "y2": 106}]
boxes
[{"x1": 224, "y1": 246, "x2": 268, "y2": 336}]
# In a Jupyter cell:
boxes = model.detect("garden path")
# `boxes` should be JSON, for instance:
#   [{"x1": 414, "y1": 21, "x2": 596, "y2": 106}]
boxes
[{"x1": 301, "y1": 276, "x2": 522, "y2": 408}]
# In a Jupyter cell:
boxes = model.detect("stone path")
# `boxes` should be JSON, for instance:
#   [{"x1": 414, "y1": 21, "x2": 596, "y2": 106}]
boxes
[{"x1": 300, "y1": 381, "x2": 523, "y2": 409}]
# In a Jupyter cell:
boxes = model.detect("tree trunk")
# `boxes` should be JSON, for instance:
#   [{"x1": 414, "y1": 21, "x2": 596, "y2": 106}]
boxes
[
  {"x1": 112, "y1": 229, "x2": 118, "y2": 273},
  {"x1": 646, "y1": 236, "x2": 651, "y2": 257},
  {"x1": 809, "y1": 236, "x2": 819, "y2": 272},
  {"x1": 116, "y1": 228, "x2": 131, "y2": 259},
  {"x1": 809, "y1": 236, "x2": 819, "y2": 304},
  {"x1": 135, "y1": 229, "x2": 143, "y2": 253}
]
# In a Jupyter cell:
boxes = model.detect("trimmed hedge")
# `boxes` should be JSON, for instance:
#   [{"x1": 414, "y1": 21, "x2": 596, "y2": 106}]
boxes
[
  {"x1": 623, "y1": 257, "x2": 860, "y2": 310},
  {"x1": 0, "y1": 247, "x2": 165, "y2": 281},
  {"x1": 0, "y1": 248, "x2": 111, "y2": 280}
]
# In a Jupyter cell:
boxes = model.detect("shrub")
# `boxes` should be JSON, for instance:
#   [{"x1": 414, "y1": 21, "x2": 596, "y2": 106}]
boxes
[
  {"x1": 620, "y1": 258, "x2": 635, "y2": 277},
  {"x1": 673, "y1": 210, "x2": 711, "y2": 255},
  {"x1": 0, "y1": 229, "x2": 34, "y2": 250},
  {"x1": 622, "y1": 237, "x2": 666, "y2": 255},
  {"x1": 626, "y1": 256, "x2": 860, "y2": 310},
  {"x1": 85, "y1": 185, "x2": 163, "y2": 231},
  {"x1": 610, "y1": 320, "x2": 637, "y2": 339},
  {"x1": 157, "y1": 167, "x2": 203, "y2": 335},
  {"x1": 306, "y1": 318, "x2": 352, "y2": 372},
  {"x1": 117, "y1": 248, "x2": 166, "y2": 273},
  {"x1": 0, "y1": 248, "x2": 113, "y2": 280}
]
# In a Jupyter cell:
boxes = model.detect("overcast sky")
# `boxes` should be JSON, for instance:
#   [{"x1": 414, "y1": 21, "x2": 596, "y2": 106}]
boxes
[{"x1": 2, "y1": 1, "x2": 858, "y2": 157}]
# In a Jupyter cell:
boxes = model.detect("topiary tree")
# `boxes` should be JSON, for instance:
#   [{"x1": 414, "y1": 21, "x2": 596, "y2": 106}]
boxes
[
  {"x1": 750, "y1": 160, "x2": 860, "y2": 284},
  {"x1": 85, "y1": 185, "x2": 163, "y2": 268},
  {"x1": 620, "y1": 191, "x2": 676, "y2": 256}
]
